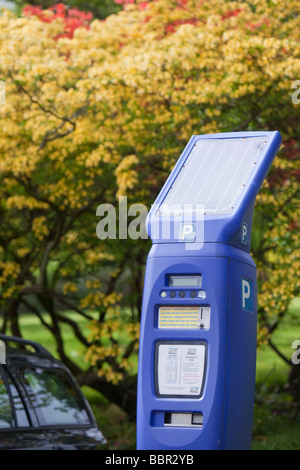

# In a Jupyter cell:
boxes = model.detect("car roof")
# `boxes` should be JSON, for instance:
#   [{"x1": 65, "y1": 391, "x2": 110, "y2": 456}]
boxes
[
  {"x1": 0, "y1": 333, "x2": 52, "y2": 356},
  {"x1": 0, "y1": 334, "x2": 67, "y2": 371}
]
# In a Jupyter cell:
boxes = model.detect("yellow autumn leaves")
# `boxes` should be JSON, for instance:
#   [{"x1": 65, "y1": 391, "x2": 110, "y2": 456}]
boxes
[{"x1": 0, "y1": 0, "x2": 299, "y2": 382}]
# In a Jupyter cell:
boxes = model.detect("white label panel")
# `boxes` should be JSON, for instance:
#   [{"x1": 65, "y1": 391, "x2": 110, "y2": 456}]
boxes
[
  {"x1": 0, "y1": 341, "x2": 6, "y2": 364},
  {"x1": 157, "y1": 343, "x2": 206, "y2": 397}
]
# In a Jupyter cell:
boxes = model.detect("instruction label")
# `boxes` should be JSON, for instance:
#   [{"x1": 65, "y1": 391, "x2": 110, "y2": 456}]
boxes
[
  {"x1": 157, "y1": 343, "x2": 206, "y2": 397},
  {"x1": 158, "y1": 306, "x2": 210, "y2": 329}
]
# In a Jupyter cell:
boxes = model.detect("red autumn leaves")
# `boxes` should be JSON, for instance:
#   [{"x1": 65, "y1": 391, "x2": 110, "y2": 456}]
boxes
[{"x1": 23, "y1": 3, "x2": 92, "y2": 39}]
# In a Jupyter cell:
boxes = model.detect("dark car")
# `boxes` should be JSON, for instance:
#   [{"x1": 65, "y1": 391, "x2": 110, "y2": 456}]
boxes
[{"x1": 0, "y1": 334, "x2": 107, "y2": 450}]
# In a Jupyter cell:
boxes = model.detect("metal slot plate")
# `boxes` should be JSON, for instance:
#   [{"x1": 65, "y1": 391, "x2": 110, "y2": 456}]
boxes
[{"x1": 164, "y1": 413, "x2": 203, "y2": 428}]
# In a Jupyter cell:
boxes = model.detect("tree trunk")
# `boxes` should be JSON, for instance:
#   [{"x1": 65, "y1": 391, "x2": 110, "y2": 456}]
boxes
[{"x1": 4, "y1": 299, "x2": 22, "y2": 337}]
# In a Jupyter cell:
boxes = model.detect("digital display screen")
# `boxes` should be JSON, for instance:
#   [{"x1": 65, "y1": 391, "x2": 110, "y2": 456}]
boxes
[{"x1": 168, "y1": 275, "x2": 202, "y2": 287}]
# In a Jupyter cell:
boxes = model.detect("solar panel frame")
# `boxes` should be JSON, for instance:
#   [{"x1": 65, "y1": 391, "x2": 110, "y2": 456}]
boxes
[
  {"x1": 157, "y1": 136, "x2": 268, "y2": 216},
  {"x1": 146, "y1": 131, "x2": 282, "y2": 247}
]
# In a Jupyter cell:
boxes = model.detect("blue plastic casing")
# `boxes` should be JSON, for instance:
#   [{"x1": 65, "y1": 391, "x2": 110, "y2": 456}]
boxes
[{"x1": 136, "y1": 131, "x2": 281, "y2": 450}]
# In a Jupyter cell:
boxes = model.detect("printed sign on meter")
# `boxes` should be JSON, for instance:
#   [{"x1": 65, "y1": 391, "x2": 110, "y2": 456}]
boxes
[
  {"x1": 155, "y1": 341, "x2": 206, "y2": 398},
  {"x1": 137, "y1": 131, "x2": 282, "y2": 450},
  {"x1": 158, "y1": 306, "x2": 210, "y2": 330}
]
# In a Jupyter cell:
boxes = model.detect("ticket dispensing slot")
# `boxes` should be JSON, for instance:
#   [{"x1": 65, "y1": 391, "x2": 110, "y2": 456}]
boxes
[{"x1": 164, "y1": 413, "x2": 203, "y2": 428}]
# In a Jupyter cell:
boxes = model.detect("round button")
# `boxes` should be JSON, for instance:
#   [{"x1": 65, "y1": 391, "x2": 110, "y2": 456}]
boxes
[
  {"x1": 179, "y1": 291, "x2": 185, "y2": 298},
  {"x1": 160, "y1": 291, "x2": 167, "y2": 298},
  {"x1": 170, "y1": 291, "x2": 176, "y2": 298},
  {"x1": 190, "y1": 291, "x2": 197, "y2": 298},
  {"x1": 198, "y1": 290, "x2": 206, "y2": 299}
]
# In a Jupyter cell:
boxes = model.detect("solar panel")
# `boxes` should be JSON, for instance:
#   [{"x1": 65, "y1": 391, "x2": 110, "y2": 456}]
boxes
[{"x1": 158, "y1": 137, "x2": 268, "y2": 216}]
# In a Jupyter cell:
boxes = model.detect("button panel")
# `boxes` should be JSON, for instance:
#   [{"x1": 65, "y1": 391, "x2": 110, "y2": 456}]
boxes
[{"x1": 160, "y1": 290, "x2": 206, "y2": 299}]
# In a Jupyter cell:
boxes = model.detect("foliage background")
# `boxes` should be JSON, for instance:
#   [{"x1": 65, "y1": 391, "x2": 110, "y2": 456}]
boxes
[{"x1": 0, "y1": 0, "x2": 299, "y2": 440}]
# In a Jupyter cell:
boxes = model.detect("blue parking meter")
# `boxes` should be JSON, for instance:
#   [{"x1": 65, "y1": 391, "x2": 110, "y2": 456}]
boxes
[{"x1": 136, "y1": 131, "x2": 282, "y2": 450}]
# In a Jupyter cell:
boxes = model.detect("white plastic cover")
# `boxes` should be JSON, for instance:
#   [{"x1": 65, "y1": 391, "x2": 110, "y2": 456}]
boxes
[{"x1": 0, "y1": 340, "x2": 6, "y2": 364}]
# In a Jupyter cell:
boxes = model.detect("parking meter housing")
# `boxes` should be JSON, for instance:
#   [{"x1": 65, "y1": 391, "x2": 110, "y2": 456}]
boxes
[{"x1": 136, "y1": 131, "x2": 281, "y2": 450}]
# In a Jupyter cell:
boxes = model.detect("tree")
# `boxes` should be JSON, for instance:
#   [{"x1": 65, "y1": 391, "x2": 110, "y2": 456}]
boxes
[
  {"x1": 0, "y1": 0, "x2": 299, "y2": 413},
  {"x1": 16, "y1": 0, "x2": 121, "y2": 19}
]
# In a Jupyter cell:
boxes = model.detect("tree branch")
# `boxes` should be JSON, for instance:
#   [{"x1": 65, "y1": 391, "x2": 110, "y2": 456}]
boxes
[
  {"x1": 21, "y1": 298, "x2": 52, "y2": 332},
  {"x1": 49, "y1": 291, "x2": 95, "y2": 321},
  {"x1": 269, "y1": 339, "x2": 292, "y2": 367},
  {"x1": 9, "y1": 70, "x2": 88, "y2": 150},
  {"x1": 56, "y1": 313, "x2": 90, "y2": 347}
]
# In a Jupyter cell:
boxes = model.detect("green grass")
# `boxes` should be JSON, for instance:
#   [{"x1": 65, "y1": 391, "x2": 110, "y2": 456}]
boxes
[
  {"x1": 82, "y1": 386, "x2": 137, "y2": 450},
  {"x1": 16, "y1": 311, "x2": 96, "y2": 369},
  {"x1": 256, "y1": 297, "x2": 300, "y2": 391},
  {"x1": 252, "y1": 399, "x2": 300, "y2": 450},
  {"x1": 5, "y1": 298, "x2": 300, "y2": 450},
  {"x1": 252, "y1": 298, "x2": 300, "y2": 450}
]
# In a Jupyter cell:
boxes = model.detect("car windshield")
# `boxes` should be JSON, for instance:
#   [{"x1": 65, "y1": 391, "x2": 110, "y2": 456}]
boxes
[{"x1": 19, "y1": 366, "x2": 91, "y2": 427}]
